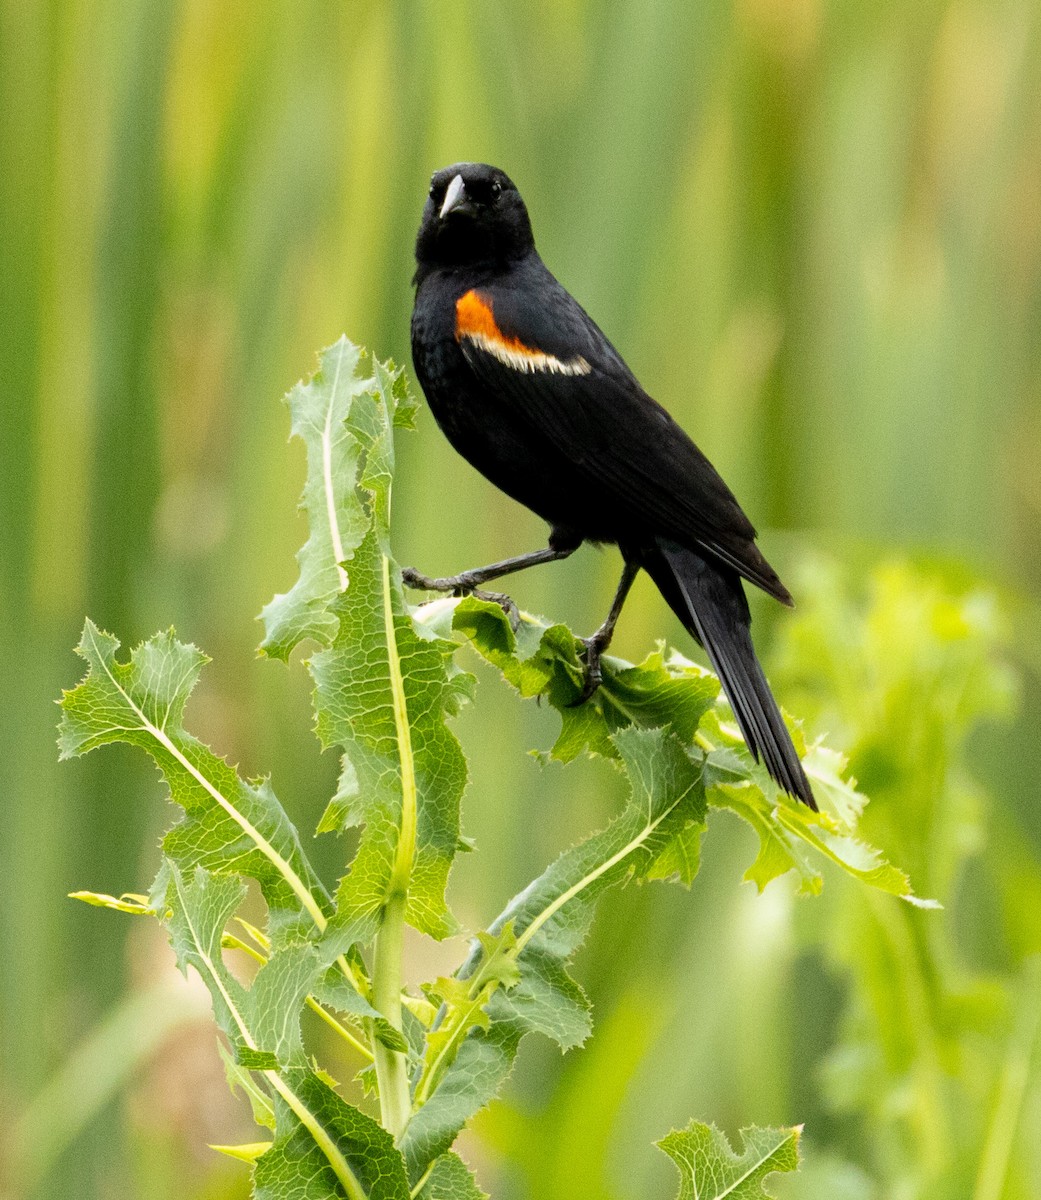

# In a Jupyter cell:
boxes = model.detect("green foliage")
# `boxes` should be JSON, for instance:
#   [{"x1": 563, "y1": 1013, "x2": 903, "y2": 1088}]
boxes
[
  {"x1": 769, "y1": 558, "x2": 1034, "y2": 1197},
  {"x1": 450, "y1": 597, "x2": 931, "y2": 903},
  {"x1": 59, "y1": 623, "x2": 331, "y2": 941},
  {"x1": 8, "y1": 5, "x2": 1040, "y2": 1196},
  {"x1": 59, "y1": 338, "x2": 942, "y2": 1197},
  {"x1": 658, "y1": 1121, "x2": 801, "y2": 1199},
  {"x1": 259, "y1": 338, "x2": 385, "y2": 661},
  {"x1": 413, "y1": 1152, "x2": 489, "y2": 1200}
]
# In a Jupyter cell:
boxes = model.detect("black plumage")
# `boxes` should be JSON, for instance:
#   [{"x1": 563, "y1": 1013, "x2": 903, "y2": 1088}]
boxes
[{"x1": 409, "y1": 162, "x2": 815, "y2": 809}]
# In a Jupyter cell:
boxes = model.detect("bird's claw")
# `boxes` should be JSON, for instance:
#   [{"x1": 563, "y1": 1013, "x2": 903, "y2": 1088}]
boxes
[
  {"x1": 471, "y1": 588, "x2": 521, "y2": 631},
  {"x1": 569, "y1": 635, "x2": 606, "y2": 706}
]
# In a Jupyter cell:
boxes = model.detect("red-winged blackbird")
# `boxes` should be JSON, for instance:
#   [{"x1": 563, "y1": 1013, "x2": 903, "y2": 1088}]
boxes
[{"x1": 407, "y1": 162, "x2": 815, "y2": 809}]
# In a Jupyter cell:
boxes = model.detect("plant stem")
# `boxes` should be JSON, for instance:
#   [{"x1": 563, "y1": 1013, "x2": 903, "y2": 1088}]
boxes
[
  {"x1": 973, "y1": 958, "x2": 1041, "y2": 1200},
  {"x1": 371, "y1": 890, "x2": 411, "y2": 1138},
  {"x1": 306, "y1": 996, "x2": 374, "y2": 1062}
]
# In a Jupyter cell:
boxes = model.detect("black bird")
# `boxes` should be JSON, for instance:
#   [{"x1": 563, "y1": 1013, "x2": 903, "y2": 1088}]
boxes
[{"x1": 407, "y1": 162, "x2": 815, "y2": 809}]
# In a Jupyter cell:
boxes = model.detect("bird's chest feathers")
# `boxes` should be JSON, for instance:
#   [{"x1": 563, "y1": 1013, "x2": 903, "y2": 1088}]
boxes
[{"x1": 454, "y1": 289, "x2": 591, "y2": 377}]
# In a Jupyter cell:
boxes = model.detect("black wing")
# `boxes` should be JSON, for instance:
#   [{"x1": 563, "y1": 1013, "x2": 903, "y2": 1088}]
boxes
[{"x1": 457, "y1": 265, "x2": 791, "y2": 603}]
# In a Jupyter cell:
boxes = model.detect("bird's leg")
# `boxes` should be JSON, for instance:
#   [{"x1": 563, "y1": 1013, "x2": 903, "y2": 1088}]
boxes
[
  {"x1": 573, "y1": 560, "x2": 641, "y2": 704},
  {"x1": 402, "y1": 538, "x2": 581, "y2": 629},
  {"x1": 401, "y1": 545, "x2": 576, "y2": 594}
]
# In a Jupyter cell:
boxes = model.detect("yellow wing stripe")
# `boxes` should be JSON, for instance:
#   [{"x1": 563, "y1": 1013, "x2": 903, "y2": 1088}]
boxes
[{"x1": 455, "y1": 290, "x2": 591, "y2": 377}]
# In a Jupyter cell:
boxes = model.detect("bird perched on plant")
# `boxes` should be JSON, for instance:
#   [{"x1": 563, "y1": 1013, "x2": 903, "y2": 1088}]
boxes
[{"x1": 406, "y1": 162, "x2": 815, "y2": 810}]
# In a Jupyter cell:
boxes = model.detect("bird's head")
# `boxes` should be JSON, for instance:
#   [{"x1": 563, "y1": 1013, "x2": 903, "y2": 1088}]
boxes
[{"x1": 414, "y1": 162, "x2": 535, "y2": 280}]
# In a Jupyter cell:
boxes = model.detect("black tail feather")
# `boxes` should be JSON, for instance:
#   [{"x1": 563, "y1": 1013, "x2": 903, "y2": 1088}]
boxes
[{"x1": 640, "y1": 539, "x2": 816, "y2": 810}]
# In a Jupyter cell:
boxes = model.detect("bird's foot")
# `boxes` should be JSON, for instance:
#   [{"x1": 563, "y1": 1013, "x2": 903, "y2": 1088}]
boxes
[
  {"x1": 471, "y1": 587, "x2": 521, "y2": 631},
  {"x1": 401, "y1": 567, "x2": 520, "y2": 631},
  {"x1": 570, "y1": 633, "x2": 609, "y2": 706}
]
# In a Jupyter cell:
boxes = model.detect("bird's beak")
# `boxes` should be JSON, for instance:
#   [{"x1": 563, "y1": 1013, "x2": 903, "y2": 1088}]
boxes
[{"x1": 439, "y1": 174, "x2": 466, "y2": 219}]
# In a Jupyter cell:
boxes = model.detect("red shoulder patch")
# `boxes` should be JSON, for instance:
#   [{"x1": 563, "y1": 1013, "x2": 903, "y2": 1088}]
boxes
[{"x1": 454, "y1": 290, "x2": 591, "y2": 377}]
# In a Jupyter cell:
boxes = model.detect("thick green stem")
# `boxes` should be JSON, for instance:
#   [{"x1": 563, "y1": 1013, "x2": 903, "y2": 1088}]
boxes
[{"x1": 371, "y1": 890, "x2": 411, "y2": 1139}]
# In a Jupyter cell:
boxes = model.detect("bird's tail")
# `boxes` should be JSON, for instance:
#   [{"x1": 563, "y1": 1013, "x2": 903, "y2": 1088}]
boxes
[{"x1": 639, "y1": 538, "x2": 816, "y2": 810}]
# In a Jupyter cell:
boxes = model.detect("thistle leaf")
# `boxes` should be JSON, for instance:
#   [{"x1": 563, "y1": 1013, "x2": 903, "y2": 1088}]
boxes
[
  {"x1": 164, "y1": 865, "x2": 409, "y2": 1199},
  {"x1": 259, "y1": 337, "x2": 378, "y2": 662},
  {"x1": 59, "y1": 622, "x2": 332, "y2": 940},
  {"x1": 401, "y1": 726, "x2": 706, "y2": 1178},
  {"x1": 301, "y1": 354, "x2": 472, "y2": 942},
  {"x1": 657, "y1": 1121, "x2": 801, "y2": 1199}
]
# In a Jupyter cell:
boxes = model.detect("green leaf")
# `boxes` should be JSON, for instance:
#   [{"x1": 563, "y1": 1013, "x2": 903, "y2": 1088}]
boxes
[
  {"x1": 164, "y1": 864, "x2": 408, "y2": 1199},
  {"x1": 451, "y1": 597, "x2": 718, "y2": 763},
  {"x1": 238, "y1": 1048, "x2": 280, "y2": 1071},
  {"x1": 210, "y1": 1141, "x2": 274, "y2": 1164},
  {"x1": 414, "y1": 1152, "x2": 488, "y2": 1200},
  {"x1": 304, "y1": 356, "x2": 472, "y2": 942},
  {"x1": 218, "y1": 1042, "x2": 275, "y2": 1130},
  {"x1": 255, "y1": 339, "x2": 468, "y2": 943},
  {"x1": 259, "y1": 337, "x2": 380, "y2": 662},
  {"x1": 483, "y1": 725, "x2": 706, "y2": 1036},
  {"x1": 253, "y1": 343, "x2": 472, "y2": 1137},
  {"x1": 700, "y1": 709, "x2": 936, "y2": 904},
  {"x1": 312, "y1": 970, "x2": 409, "y2": 1055},
  {"x1": 449, "y1": 593, "x2": 928, "y2": 902},
  {"x1": 313, "y1": 529, "x2": 470, "y2": 940},
  {"x1": 242, "y1": 943, "x2": 325, "y2": 1069},
  {"x1": 412, "y1": 925, "x2": 522, "y2": 1110},
  {"x1": 59, "y1": 622, "x2": 332, "y2": 940},
  {"x1": 400, "y1": 1023, "x2": 521, "y2": 1183},
  {"x1": 657, "y1": 1121, "x2": 801, "y2": 1199},
  {"x1": 498, "y1": 723, "x2": 704, "y2": 943},
  {"x1": 401, "y1": 726, "x2": 706, "y2": 1178},
  {"x1": 255, "y1": 1068, "x2": 410, "y2": 1200},
  {"x1": 67, "y1": 890, "x2": 156, "y2": 916}
]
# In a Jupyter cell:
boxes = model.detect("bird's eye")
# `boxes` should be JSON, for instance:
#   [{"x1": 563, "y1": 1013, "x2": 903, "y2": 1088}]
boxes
[
  {"x1": 490, "y1": 181, "x2": 502, "y2": 201},
  {"x1": 429, "y1": 183, "x2": 436, "y2": 199}
]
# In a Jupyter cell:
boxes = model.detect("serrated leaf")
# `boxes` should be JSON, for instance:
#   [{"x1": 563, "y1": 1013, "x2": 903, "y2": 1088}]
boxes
[
  {"x1": 59, "y1": 622, "x2": 332, "y2": 940},
  {"x1": 451, "y1": 597, "x2": 718, "y2": 763},
  {"x1": 700, "y1": 709, "x2": 933, "y2": 903},
  {"x1": 414, "y1": 1152, "x2": 488, "y2": 1200},
  {"x1": 259, "y1": 337, "x2": 377, "y2": 661},
  {"x1": 402, "y1": 726, "x2": 706, "y2": 1179},
  {"x1": 313, "y1": 529, "x2": 470, "y2": 940},
  {"x1": 164, "y1": 866, "x2": 318, "y2": 1070},
  {"x1": 657, "y1": 1121, "x2": 801, "y2": 1199},
  {"x1": 243, "y1": 943, "x2": 325, "y2": 1069},
  {"x1": 255, "y1": 1068, "x2": 410, "y2": 1200},
  {"x1": 310, "y1": 970, "x2": 407, "y2": 1054},
  {"x1": 448, "y1": 593, "x2": 928, "y2": 903},
  {"x1": 219, "y1": 1042, "x2": 276, "y2": 1130},
  {"x1": 165, "y1": 864, "x2": 406, "y2": 1198},
  {"x1": 400, "y1": 1023, "x2": 521, "y2": 1182},
  {"x1": 302, "y1": 356, "x2": 471, "y2": 942},
  {"x1": 412, "y1": 925, "x2": 521, "y2": 1112},
  {"x1": 490, "y1": 726, "x2": 705, "y2": 963}
]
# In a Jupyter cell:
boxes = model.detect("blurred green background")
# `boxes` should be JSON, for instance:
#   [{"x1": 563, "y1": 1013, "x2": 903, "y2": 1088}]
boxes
[{"x1": 2, "y1": 1, "x2": 1040, "y2": 1197}]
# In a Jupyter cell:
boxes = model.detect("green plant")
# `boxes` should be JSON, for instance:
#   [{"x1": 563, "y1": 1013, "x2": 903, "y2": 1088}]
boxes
[{"x1": 58, "y1": 339, "x2": 929, "y2": 1198}]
